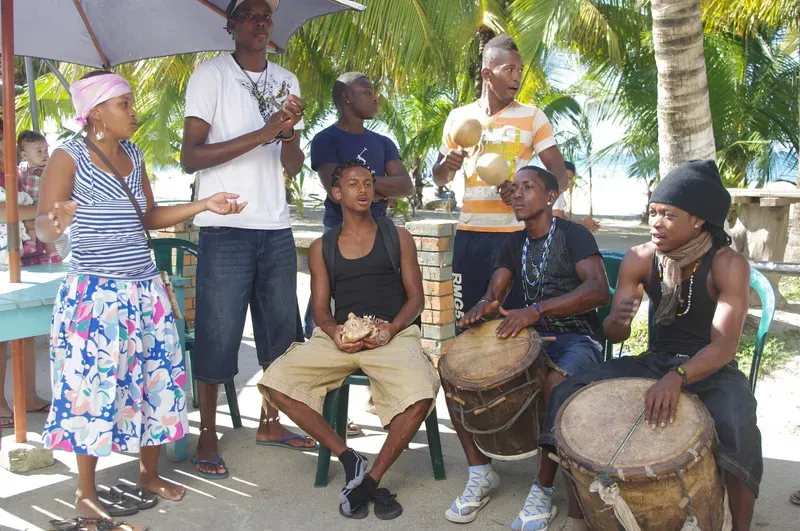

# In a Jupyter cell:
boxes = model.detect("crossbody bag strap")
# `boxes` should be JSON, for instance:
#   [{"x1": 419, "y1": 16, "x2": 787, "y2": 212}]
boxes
[{"x1": 84, "y1": 137, "x2": 152, "y2": 246}]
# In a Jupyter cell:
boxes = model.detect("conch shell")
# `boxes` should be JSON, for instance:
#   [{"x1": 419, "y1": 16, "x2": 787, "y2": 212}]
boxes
[{"x1": 341, "y1": 313, "x2": 380, "y2": 343}]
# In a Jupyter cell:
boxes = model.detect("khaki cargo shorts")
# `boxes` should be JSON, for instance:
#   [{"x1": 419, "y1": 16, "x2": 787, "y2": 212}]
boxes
[{"x1": 258, "y1": 325, "x2": 440, "y2": 427}]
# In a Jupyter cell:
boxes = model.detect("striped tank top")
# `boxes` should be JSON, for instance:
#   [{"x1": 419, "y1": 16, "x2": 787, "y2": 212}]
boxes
[{"x1": 59, "y1": 139, "x2": 159, "y2": 281}]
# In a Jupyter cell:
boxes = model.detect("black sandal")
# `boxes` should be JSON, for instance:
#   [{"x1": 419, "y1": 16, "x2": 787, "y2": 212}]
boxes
[
  {"x1": 98, "y1": 492, "x2": 139, "y2": 517},
  {"x1": 371, "y1": 488, "x2": 403, "y2": 520},
  {"x1": 49, "y1": 517, "x2": 84, "y2": 531},
  {"x1": 49, "y1": 516, "x2": 134, "y2": 531},
  {"x1": 109, "y1": 484, "x2": 159, "y2": 510}
]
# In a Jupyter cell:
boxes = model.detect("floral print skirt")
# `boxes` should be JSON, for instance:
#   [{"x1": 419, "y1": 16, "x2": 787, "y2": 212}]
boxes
[{"x1": 42, "y1": 275, "x2": 188, "y2": 457}]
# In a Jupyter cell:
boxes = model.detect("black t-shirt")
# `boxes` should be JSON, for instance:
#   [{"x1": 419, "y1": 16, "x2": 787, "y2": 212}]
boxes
[{"x1": 495, "y1": 218, "x2": 602, "y2": 338}]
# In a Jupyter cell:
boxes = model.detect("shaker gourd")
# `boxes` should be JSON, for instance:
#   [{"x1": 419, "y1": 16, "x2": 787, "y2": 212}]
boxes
[
  {"x1": 476, "y1": 153, "x2": 510, "y2": 186},
  {"x1": 445, "y1": 117, "x2": 483, "y2": 182}
]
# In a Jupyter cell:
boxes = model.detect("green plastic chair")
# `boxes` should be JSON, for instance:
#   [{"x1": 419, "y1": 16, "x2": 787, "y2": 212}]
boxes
[
  {"x1": 745, "y1": 268, "x2": 775, "y2": 393},
  {"x1": 151, "y1": 239, "x2": 242, "y2": 429},
  {"x1": 314, "y1": 370, "x2": 446, "y2": 487},
  {"x1": 599, "y1": 251, "x2": 625, "y2": 360},
  {"x1": 601, "y1": 249, "x2": 775, "y2": 393}
]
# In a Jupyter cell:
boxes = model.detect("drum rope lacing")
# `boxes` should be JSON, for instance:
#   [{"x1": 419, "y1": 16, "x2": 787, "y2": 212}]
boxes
[
  {"x1": 560, "y1": 408, "x2": 703, "y2": 531},
  {"x1": 454, "y1": 380, "x2": 541, "y2": 436}
]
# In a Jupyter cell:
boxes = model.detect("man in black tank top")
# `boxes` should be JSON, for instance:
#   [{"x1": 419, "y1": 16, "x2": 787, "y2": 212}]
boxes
[
  {"x1": 540, "y1": 161, "x2": 762, "y2": 531},
  {"x1": 257, "y1": 160, "x2": 439, "y2": 520}
]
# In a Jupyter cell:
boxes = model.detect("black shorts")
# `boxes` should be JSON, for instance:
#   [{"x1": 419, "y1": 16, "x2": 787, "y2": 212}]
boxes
[{"x1": 452, "y1": 230, "x2": 524, "y2": 331}]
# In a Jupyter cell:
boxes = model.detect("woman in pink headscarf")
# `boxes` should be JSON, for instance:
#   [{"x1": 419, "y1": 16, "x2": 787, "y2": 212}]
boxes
[{"x1": 35, "y1": 71, "x2": 247, "y2": 531}]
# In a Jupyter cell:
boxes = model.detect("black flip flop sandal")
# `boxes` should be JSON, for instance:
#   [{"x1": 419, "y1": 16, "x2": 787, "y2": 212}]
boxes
[
  {"x1": 339, "y1": 502, "x2": 369, "y2": 519},
  {"x1": 371, "y1": 488, "x2": 403, "y2": 520},
  {"x1": 98, "y1": 492, "x2": 139, "y2": 517},
  {"x1": 49, "y1": 517, "x2": 84, "y2": 531},
  {"x1": 109, "y1": 484, "x2": 159, "y2": 510}
]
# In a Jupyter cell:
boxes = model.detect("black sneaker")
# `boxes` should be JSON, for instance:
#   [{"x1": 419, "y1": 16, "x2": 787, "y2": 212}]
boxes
[{"x1": 338, "y1": 448, "x2": 368, "y2": 490}]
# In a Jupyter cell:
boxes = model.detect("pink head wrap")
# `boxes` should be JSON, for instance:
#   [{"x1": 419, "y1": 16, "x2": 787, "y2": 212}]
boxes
[{"x1": 69, "y1": 73, "x2": 132, "y2": 126}]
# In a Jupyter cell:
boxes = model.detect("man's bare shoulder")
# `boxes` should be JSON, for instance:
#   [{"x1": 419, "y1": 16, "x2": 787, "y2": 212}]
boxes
[
  {"x1": 624, "y1": 242, "x2": 656, "y2": 266},
  {"x1": 309, "y1": 237, "x2": 325, "y2": 261},
  {"x1": 712, "y1": 247, "x2": 750, "y2": 284}
]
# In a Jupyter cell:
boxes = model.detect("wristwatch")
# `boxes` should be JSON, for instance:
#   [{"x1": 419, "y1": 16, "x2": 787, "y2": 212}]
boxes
[{"x1": 670, "y1": 366, "x2": 688, "y2": 387}]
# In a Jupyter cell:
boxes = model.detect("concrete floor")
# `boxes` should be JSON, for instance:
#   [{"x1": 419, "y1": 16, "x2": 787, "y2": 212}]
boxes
[{"x1": 2, "y1": 333, "x2": 799, "y2": 530}]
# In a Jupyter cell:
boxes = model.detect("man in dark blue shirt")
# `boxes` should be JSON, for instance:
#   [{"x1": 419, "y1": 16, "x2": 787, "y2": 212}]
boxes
[
  {"x1": 311, "y1": 72, "x2": 413, "y2": 228},
  {"x1": 305, "y1": 73, "x2": 413, "y2": 337}
]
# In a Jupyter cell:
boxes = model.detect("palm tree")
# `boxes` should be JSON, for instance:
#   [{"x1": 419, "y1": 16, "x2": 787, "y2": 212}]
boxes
[{"x1": 650, "y1": 0, "x2": 716, "y2": 177}]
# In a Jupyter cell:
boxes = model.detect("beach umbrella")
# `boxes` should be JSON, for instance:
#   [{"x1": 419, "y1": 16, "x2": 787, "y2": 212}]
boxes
[
  {"x1": 1, "y1": 0, "x2": 365, "y2": 68},
  {"x1": 0, "y1": 0, "x2": 365, "y2": 444}
]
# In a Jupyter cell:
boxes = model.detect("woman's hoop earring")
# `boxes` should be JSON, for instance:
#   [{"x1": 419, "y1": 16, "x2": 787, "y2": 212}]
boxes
[{"x1": 94, "y1": 120, "x2": 107, "y2": 141}]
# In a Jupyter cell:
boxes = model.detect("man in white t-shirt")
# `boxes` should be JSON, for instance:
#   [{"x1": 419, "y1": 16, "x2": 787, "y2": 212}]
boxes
[
  {"x1": 553, "y1": 161, "x2": 600, "y2": 232},
  {"x1": 180, "y1": 0, "x2": 316, "y2": 480}
]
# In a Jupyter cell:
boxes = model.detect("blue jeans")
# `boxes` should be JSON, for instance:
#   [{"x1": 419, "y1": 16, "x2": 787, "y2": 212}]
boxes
[
  {"x1": 541, "y1": 333, "x2": 603, "y2": 377},
  {"x1": 193, "y1": 227, "x2": 298, "y2": 384}
]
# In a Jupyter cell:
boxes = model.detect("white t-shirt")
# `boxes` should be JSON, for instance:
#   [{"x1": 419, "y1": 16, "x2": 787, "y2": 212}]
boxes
[
  {"x1": 553, "y1": 193, "x2": 568, "y2": 212},
  {"x1": 184, "y1": 55, "x2": 304, "y2": 230}
]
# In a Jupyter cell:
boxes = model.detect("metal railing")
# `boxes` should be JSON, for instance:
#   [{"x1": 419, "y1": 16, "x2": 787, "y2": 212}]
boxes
[{"x1": 750, "y1": 261, "x2": 800, "y2": 276}]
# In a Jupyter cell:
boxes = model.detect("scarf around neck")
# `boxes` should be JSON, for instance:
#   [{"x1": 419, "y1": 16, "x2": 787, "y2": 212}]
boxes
[{"x1": 654, "y1": 231, "x2": 712, "y2": 326}]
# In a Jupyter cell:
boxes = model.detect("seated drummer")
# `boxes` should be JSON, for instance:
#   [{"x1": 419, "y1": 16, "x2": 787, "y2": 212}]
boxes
[
  {"x1": 539, "y1": 160, "x2": 762, "y2": 531},
  {"x1": 258, "y1": 159, "x2": 439, "y2": 521},
  {"x1": 444, "y1": 166, "x2": 610, "y2": 528}
]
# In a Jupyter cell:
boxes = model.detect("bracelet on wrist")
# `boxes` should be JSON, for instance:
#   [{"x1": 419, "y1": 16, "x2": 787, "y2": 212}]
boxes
[
  {"x1": 670, "y1": 366, "x2": 688, "y2": 387},
  {"x1": 478, "y1": 299, "x2": 492, "y2": 306},
  {"x1": 278, "y1": 129, "x2": 296, "y2": 142}
]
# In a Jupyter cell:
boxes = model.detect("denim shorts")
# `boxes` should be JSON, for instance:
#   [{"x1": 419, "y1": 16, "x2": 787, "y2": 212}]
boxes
[
  {"x1": 193, "y1": 227, "x2": 298, "y2": 384},
  {"x1": 541, "y1": 333, "x2": 603, "y2": 377}
]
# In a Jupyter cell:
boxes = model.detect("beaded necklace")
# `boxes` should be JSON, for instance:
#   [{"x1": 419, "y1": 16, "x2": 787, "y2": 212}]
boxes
[
  {"x1": 658, "y1": 261, "x2": 700, "y2": 317},
  {"x1": 522, "y1": 216, "x2": 558, "y2": 304}
]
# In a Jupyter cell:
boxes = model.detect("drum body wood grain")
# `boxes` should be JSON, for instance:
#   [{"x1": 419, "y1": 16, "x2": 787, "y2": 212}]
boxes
[
  {"x1": 555, "y1": 378, "x2": 725, "y2": 530},
  {"x1": 440, "y1": 320, "x2": 547, "y2": 460}
]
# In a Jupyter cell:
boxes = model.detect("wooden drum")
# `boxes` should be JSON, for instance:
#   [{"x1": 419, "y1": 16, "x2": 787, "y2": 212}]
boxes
[
  {"x1": 440, "y1": 320, "x2": 547, "y2": 460},
  {"x1": 555, "y1": 378, "x2": 725, "y2": 530}
]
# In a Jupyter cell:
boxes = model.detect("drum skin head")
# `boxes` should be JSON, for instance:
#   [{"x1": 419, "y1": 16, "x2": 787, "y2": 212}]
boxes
[
  {"x1": 556, "y1": 378, "x2": 715, "y2": 479},
  {"x1": 441, "y1": 320, "x2": 540, "y2": 388}
]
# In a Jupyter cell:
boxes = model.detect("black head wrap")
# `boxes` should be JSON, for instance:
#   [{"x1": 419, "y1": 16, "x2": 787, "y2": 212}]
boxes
[{"x1": 650, "y1": 160, "x2": 730, "y2": 228}]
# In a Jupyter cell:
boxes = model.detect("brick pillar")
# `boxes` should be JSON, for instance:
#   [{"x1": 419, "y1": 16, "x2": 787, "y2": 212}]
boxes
[
  {"x1": 406, "y1": 220, "x2": 458, "y2": 364},
  {"x1": 155, "y1": 221, "x2": 199, "y2": 328}
]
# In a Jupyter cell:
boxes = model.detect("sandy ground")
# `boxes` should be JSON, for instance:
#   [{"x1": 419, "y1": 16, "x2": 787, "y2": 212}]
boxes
[{"x1": 2, "y1": 213, "x2": 799, "y2": 531}]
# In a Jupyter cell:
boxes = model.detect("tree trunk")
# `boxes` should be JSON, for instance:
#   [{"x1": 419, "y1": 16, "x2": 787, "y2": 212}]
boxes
[
  {"x1": 651, "y1": 0, "x2": 717, "y2": 177},
  {"x1": 588, "y1": 166, "x2": 594, "y2": 217},
  {"x1": 472, "y1": 26, "x2": 496, "y2": 99}
]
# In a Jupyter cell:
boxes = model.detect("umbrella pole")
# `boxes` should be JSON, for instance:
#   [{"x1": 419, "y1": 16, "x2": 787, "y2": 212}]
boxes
[
  {"x1": 24, "y1": 57, "x2": 39, "y2": 132},
  {"x1": 2, "y1": 0, "x2": 27, "y2": 444},
  {"x1": 44, "y1": 60, "x2": 70, "y2": 92}
]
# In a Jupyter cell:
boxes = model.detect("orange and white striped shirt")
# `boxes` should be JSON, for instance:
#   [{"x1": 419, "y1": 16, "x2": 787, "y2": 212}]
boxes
[{"x1": 440, "y1": 101, "x2": 557, "y2": 232}]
